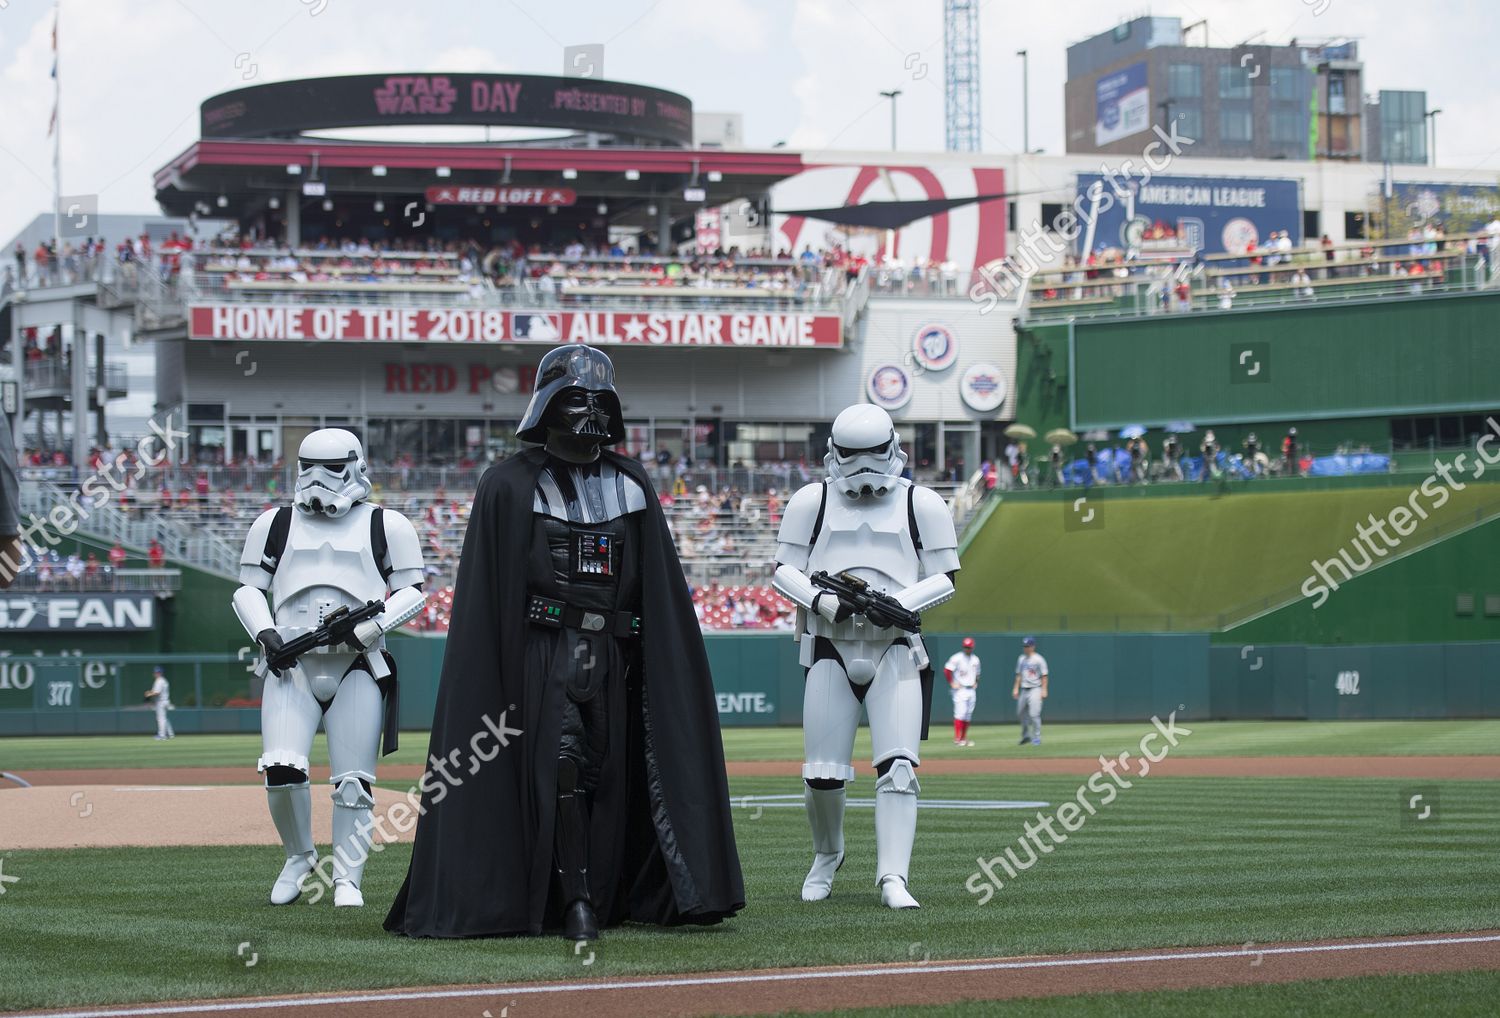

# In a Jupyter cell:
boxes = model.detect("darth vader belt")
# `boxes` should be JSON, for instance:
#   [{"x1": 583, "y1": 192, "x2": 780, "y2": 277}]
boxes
[{"x1": 526, "y1": 594, "x2": 640, "y2": 638}]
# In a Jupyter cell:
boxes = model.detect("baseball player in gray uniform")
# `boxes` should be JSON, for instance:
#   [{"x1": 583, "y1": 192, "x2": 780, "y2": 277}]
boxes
[{"x1": 1012, "y1": 637, "x2": 1048, "y2": 745}]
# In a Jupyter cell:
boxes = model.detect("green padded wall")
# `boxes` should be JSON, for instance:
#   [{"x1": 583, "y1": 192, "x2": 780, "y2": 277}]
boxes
[{"x1": 1070, "y1": 292, "x2": 1500, "y2": 429}]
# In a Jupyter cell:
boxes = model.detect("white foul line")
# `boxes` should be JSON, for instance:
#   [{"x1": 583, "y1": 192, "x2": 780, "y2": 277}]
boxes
[
  {"x1": 14, "y1": 933, "x2": 1500, "y2": 1018},
  {"x1": 739, "y1": 795, "x2": 1051, "y2": 810}
]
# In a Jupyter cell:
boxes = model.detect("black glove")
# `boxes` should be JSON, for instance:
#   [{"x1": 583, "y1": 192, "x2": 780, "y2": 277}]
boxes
[{"x1": 256, "y1": 629, "x2": 287, "y2": 676}]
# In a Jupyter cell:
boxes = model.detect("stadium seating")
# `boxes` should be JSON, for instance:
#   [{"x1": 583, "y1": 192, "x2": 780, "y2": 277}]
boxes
[
  {"x1": 145, "y1": 480, "x2": 793, "y2": 630},
  {"x1": 186, "y1": 242, "x2": 488, "y2": 301},
  {"x1": 514, "y1": 250, "x2": 849, "y2": 308},
  {"x1": 1021, "y1": 231, "x2": 1495, "y2": 322}
]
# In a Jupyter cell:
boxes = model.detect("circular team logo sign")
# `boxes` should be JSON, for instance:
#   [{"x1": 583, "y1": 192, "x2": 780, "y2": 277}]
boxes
[
  {"x1": 911, "y1": 323, "x2": 958, "y2": 371},
  {"x1": 959, "y1": 362, "x2": 1007, "y2": 413},
  {"x1": 867, "y1": 364, "x2": 913, "y2": 411},
  {"x1": 1221, "y1": 218, "x2": 1259, "y2": 256}
]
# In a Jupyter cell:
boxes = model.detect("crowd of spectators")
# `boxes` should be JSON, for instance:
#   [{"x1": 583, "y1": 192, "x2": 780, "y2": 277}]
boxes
[
  {"x1": 5, "y1": 232, "x2": 200, "y2": 296},
  {"x1": 192, "y1": 233, "x2": 490, "y2": 294},
  {"x1": 691, "y1": 581, "x2": 796, "y2": 630},
  {"x1": 505, "y1": 238, "x2": 877, "y2": 303},
  {"x1": 981, "y1": 426, "x2": 1322, "y2": 490},
  {"x1": 5, "y1": 538, "x2": 166, "y2": 592},
  {"x1": 1029, "y1": 223, "x2": 1500, "y2": 314}
]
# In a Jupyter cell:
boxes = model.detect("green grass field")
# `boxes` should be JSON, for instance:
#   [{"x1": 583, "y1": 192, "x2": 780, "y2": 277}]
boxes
[
  {"x1": 933, "y1": 483, "x2": 1500, "y2": 628},
  {"x1": 2, "y1": 767, "x2": 1498, "y2": 1011},
  {"x1": 2, "y1": 724, "x2": 1497, "y2": 1013},
  {"x1": 1, "y1": 719, "x2": 1496, "y2": 772}
]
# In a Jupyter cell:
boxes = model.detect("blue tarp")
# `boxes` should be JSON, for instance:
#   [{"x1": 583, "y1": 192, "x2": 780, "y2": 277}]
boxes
[{"x1": 1306, "y1": 453, "x2": 1391, "y2": 476}]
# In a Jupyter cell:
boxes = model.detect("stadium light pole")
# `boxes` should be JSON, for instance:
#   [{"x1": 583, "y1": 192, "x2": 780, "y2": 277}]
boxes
[
  {"x1": 1016, "y1": 49, "x2": 1029, "y2": 153},
  {"x1": 1425, "y1": 108, "x2": 1442, "y2": 166},
  {"x1": 879, "y1": 89, "x2": 902, "y2": 150}
]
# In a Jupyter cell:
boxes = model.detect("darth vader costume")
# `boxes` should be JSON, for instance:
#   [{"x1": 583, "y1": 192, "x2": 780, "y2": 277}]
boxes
[{"x1": 385, "y1": 345, "x2": 744, "y2": 939}]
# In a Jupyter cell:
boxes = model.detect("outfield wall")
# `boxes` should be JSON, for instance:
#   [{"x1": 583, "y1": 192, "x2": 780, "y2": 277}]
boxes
[
  {"x1": 2, "y1": 631, "x2": 1494, "y2": 738},
  {"x1": 1070, "y1": 291, "x2": 1500, "y2": 430}
]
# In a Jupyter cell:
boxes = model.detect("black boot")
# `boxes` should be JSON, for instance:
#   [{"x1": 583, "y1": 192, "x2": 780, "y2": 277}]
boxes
[
  {"x1": 555, "y1": 760, "x2": 597, "y2": 941},
  {"x1": 563, "y1": 898, "x2": 599, "y2": 941}
]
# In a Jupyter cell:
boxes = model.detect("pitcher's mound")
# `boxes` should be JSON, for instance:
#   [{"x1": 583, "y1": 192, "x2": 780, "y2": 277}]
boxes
[{"x1": 0, "y1": 784, "x2": 419, "y2": 850}]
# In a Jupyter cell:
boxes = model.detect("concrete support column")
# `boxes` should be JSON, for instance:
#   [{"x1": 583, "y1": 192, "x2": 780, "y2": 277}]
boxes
[
  {"x1": 285, "y1": 189, "x2": 302, "y2": 247},
  {"x1": 656, "y1": 200, "x2": 672, "y2": 256},
  {"x1": 71, "y1": 318, "x2": 89, "y2": 472},
  {"x1": 8, "y1": 310, "x2": 22, "y2": 453},
  {"x1": 94, "y1": 331, "x2": 107, "y2": 449}
]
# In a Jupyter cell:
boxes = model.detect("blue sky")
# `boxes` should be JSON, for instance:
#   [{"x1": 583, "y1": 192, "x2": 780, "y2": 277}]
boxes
[{"x1": 0, "y1": 0, "x2": 1496, "y2": 243}]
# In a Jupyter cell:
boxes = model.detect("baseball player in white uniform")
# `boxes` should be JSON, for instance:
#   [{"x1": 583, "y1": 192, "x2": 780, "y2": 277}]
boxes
[
  {"x1": 1013, "y1": 637, "x2": 1048, "y2": 745},
  {"x1": 944, "y1": 638, "x2": 980, "y2": 746},
  {"x1": 145, "y1": 665, "x2": 174, "y2": 740},
  {"x1": 772, "y1": 404, "x2": 959, "y2": 910},
  {"x1": 233, "y1": 429, "x2": 426, "y2": 908}
]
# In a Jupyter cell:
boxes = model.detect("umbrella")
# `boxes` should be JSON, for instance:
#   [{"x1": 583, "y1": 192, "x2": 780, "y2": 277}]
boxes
[
  {"x1": 1165, "y1": 420, "x2": 1195, "y2": 434},
  {"x1": 1004, "y1": 423, "x2": 1037, "y2": 440},
  {"x1": 1044, "y1": 428, "x2": 1078, "y2": 446},
  {"x1": 1119, "y1": 425, "x2": 1147, "y2": 439}
]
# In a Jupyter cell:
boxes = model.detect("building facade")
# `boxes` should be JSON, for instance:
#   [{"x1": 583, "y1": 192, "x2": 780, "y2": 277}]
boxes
[{"x1": 1065, "y1": 16, "x2": 1373, "y2": 163}]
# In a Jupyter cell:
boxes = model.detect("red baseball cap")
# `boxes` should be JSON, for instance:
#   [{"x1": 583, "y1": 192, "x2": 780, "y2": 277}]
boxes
[{"x1": 962, "y1": 637, "x2": 975, "y2": 649}]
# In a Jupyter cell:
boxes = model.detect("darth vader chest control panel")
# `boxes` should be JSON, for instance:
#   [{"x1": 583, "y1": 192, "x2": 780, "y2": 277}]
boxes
[{"x1": 573, "y1": 531, "x2": 617, "y2": 580}]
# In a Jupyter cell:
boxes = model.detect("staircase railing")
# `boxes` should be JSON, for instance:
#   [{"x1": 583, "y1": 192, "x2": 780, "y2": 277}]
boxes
[{"x1": 17, "y1": 479, "x2": 241, "y2": 580}]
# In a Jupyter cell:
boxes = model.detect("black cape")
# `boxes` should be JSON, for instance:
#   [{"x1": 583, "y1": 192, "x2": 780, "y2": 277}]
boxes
[{"x1": 385, "y1": 448, "x2": 744, "y2": 937}]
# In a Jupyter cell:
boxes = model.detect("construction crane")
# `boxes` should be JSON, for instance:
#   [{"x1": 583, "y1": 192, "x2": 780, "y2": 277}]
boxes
[{"x1": 944, "y1": 0, "x2": 981, "y2": 151}]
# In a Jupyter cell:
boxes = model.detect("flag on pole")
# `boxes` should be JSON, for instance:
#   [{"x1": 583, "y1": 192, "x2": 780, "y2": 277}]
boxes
[{"x1": 47, "y1": 10, "x2": 58, "y2": 136}]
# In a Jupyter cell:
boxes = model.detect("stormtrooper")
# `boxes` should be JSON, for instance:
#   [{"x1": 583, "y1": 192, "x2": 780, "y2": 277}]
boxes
[
  {"x1": 772, "y1": 404, "x2": 959, "y2": 909},
  {"x1": 232, "y1": 428, "x2": 425, "y2": 908}
]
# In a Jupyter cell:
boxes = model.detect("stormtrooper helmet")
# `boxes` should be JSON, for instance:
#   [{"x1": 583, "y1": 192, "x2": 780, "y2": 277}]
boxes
[
  {"x1": 293, "y1": 428, "x2": 372, "y2": 518},
  {"x1": 825, "y1": 404, "x2": 907, "y2": 497}
]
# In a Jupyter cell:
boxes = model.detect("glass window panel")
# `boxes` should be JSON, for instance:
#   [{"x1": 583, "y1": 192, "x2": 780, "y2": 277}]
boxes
[
  {"x1": 1218, "y1": 65, "x2": 1251, "y2": 99},
  {"x1": 1168, "y1": 63, "x2": 1201, "y2": 98},
  {"x1": 1220, "y1": 107, "x2": 1253, "y2": 142}
]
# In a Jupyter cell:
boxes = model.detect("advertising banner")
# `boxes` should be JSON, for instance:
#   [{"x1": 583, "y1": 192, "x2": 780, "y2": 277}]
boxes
[
  {"x1": 1388, "y1": 182, "x2": 1500, "y2": 234},
  {"x1": 188, "y1": 306, "x2": 844, "y2": 348},
  {"x1": 1074, "y1": 173, "x2": 1303, "y2": 255},
  {"x1": 0, "y1": 595, "x2": 156, "y2": 632},
  {"x1": 424, "y1": 186, "x2": 576, "y2": 207},
  {"x1": 201, "y1": 73, "x2": 694, "y2": 146},
  {"x1": 1095, "y1": 61, "x2": 1150, "y2": 146}
]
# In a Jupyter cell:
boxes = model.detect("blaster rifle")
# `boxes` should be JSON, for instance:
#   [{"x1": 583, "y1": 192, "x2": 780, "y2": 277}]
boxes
[
  {"x1": 809, "y1": 570, "x2": 922, "y2": 634},
  {"x1": 265, "y1": 600, "x2": 384, "y2": 674}
]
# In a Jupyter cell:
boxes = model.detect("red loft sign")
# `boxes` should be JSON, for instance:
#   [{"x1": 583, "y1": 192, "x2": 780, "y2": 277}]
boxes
[{"x1": 424, "y1": 186, "x2": 577, "y2": 206}]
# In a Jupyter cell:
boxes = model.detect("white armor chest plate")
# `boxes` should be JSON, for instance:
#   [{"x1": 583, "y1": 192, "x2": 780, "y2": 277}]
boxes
[
  {"x1": 808, "y1": 488, "x2": 919, "y2": 595},
  {"x1": 270, "y1": 506, "x2": 387, "y2": 630}
]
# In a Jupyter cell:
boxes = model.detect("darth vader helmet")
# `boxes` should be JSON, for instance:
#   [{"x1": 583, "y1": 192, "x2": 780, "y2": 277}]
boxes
[{"x1": 517, "y1": 345, "x2": 626, "y2": 446}]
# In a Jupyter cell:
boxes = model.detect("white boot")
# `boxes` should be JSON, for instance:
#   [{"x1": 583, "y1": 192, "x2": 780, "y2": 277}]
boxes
[
  {"x1": 272, "y1": 854, "x2": 317, "y2": 906},
  {"x1": 801, "y1": 784, "x2": 846, "y2": 901},
  {"x1": 267, "y1": 782, "x2": 316, "y2": 905},
  {"x1": 874, "y1": 760, "x2": 921, "y2": 910},
  {"x1": 330, "y1": 776, "x2": 376, "y2": 908}
]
